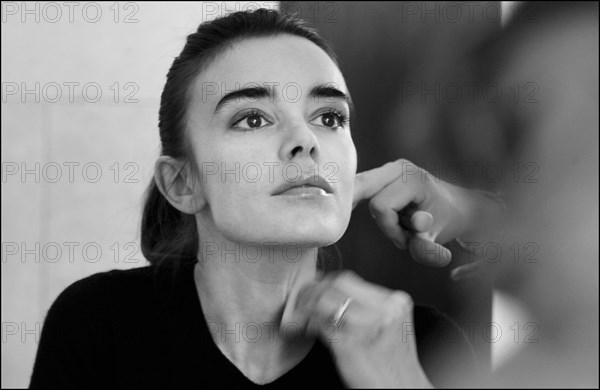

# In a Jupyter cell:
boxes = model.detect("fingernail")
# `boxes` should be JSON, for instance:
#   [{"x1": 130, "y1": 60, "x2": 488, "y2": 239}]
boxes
[
  {"x1": 450, "y1": 268, "x2": 461, "y2": 281},
  {"x1": 412, "y1": 212, "x2": 433, "y2": 232}
]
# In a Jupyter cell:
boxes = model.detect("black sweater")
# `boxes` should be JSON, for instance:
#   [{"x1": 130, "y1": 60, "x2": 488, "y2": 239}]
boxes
[{"x1": 29, "y1": 261, "x2": 477, "y2": 388}]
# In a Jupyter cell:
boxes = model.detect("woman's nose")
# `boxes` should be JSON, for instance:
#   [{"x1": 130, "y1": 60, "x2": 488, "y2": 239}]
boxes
[{"x1": 280, "y1": 119, "x2": 320, "y2": 162}]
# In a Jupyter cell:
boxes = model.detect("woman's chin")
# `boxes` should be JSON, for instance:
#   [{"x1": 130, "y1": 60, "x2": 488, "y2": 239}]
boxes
[
  {"x1": 275, "y1": 218, "x2": 346, "y2": 244},
  {"x1": 221, "y1": 221, "x2": 346, "y2": 247}
]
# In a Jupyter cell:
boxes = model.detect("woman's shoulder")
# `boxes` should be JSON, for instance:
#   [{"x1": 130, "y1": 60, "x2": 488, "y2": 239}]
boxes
[
  {"x1": 36, "y1": 265, "x2": 170, "y2": 362},
  {"x1": 43, "y1": 264, "x2": 177, "y2": 328},
  {"x1": 31, "y1": 264, "x2": 184, "y2": 388},
  {"x1": 51, "y1": 265, "x2": 156, "y2": 308}
]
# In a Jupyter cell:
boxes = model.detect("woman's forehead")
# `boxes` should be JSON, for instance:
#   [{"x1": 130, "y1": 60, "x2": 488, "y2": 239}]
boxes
[{"x1": 194, "y1": 35, "x2": 348, "y2": 96}]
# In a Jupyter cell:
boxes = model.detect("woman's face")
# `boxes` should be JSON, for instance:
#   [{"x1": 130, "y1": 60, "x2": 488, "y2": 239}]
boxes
[{"x1": 186, "y1": 34, "x2": 357, "y2": 247}]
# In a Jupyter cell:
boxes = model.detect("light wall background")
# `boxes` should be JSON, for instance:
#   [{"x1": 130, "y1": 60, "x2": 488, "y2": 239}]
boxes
[{"x1": 1, "y1": 2, "x2": 277, "y2": 387}]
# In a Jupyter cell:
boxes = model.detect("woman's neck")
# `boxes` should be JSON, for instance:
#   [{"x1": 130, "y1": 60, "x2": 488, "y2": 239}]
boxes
[
  {"x1": 194, "y1": 245, "x2": 318, "y2": 325},
  {"x1": 193, "y1": 237, "x2": 320, "y2": 384}
]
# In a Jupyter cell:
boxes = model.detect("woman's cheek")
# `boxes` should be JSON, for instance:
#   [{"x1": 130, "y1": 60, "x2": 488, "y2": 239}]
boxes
[
  {"x1": 339, "y1": 146, "x2": 357, "y2": 208},
  {"x1": 207, "y1": 181, "x2": 273, "y2": 240}
]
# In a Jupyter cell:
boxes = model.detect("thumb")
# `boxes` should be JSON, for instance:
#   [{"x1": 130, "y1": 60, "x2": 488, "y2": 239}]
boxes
[
  {"x1": 399, "y1": 209, "x2": 434, "y2": 232},
  {"x1": 407, "y1": 234, "x2": 452, "y2": 267},
  {"x1": 281, "y1": 271, "x2": 323, "y2": 338}
]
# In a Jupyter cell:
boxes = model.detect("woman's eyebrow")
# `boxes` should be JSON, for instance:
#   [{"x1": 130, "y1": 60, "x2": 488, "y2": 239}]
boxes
[
  {"x1": 212, "y1": 84, "x2": 355, "y2": 116},
  {"x1": 308, "y1": 84, "x2": 355, "y2": 115},
  {"x1": 213, "y1": 86, "x2": 272, "y2": 114}
]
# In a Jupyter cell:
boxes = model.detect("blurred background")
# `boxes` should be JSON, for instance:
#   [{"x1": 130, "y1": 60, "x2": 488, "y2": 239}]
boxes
[{"x1": 2, "y1": 1, "x2": 598, "y2": 387}]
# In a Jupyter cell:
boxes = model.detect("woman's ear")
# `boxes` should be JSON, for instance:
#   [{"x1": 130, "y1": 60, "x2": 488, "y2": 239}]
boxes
[{"x1": 154, "y1": 156, "x2": 207, "y2": 214}]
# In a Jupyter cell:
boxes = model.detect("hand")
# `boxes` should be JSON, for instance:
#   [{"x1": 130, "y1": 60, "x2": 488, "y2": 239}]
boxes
[
  {"x1": 353, "y1": 159, "x2": 486, "y2": 267},
  {"x1": 281, "y1": 270, "x2": 433, "y2": 388}
]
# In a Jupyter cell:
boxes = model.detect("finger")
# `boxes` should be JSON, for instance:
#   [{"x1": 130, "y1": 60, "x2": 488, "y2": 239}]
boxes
[
  {"x1": 370, "y1": 201, "x2": 408, "y2": 249},
  {"x1": 284, "y1": 272, "x2": 380, "y2": 339},
  {"x1": 353, "y1": 161, "x2": 402, "y2": 209},
  {"x1": 293, "y1": 281, "x2": 364, "y2": 337},
  {"x1": 281, "y1": 279, "x2": 318, "y2": 337},
  {"x1": 282, "y1": 274, "x2": 343, "y2": 336},
  {"x1": 281, "y1": 270, "x2": 326, "y2": 336},
  {"x1": 353, "y1": 159, "x2": 424, "y2": 209},
  {"x1": 386, "y1": 290, "x2": 415, "y2": 317},
  {"x1": 407, "y1": 234, "x2": 452, "y2": 267},
  {"x1": 328, "y1": 270, "x2": 392, "y2": 307},
  {"x1": 368, "y1": 178, "x2": 425, "y2": 249},
  {"x1": 294, "y1": 273, "x2": 354, "y2": 320},
  {"x1": 399, "y1": 209, "x2": 434, "y2": 233}
]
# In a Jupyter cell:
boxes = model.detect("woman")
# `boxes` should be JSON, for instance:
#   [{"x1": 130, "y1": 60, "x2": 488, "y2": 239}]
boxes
[{"x1": 30, "y1": 9, "x2": 501, "y2": 388}]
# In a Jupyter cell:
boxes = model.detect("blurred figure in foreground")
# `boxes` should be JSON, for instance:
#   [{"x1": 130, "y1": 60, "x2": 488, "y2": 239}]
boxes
[{"x1": 451, "y1": 2, "x2": 599, "y2": 387}]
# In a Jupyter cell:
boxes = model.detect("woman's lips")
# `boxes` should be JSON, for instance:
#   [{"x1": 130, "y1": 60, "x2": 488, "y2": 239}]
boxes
[
  {"x1": 271, "y1": 174, "x2": 334, "y2": 195},
  {"x1": 275, "y1": 185, "x2": 330, "y2": 197}
]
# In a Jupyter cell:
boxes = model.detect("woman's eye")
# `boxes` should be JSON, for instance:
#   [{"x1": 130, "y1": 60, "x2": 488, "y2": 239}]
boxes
[
  {"x1": 320, "y1": 113, "x2": 338, "y2": 128},
  {"x1": 232, "y1": 112, "x2": 272, "y2": 130},
  {"x1": 311, "y1": 111, "x2": 349, "y2": 129}
]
